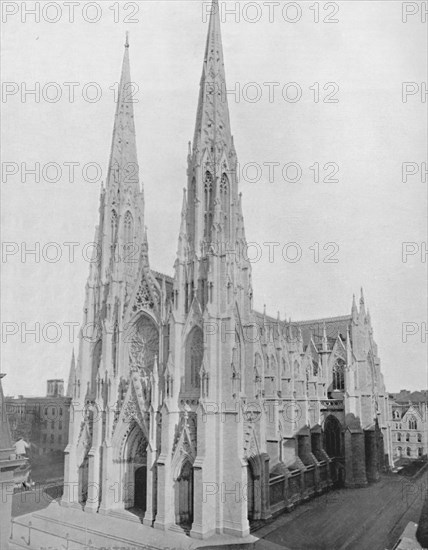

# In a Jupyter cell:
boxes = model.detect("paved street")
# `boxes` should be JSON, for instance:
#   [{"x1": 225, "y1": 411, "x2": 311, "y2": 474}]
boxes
[
  {"x1": 10, "y1": 472, "x2": 427, "y2": 550},
  {"x1": 254, "y1": 470, "x2": 427, "y2": 550}
]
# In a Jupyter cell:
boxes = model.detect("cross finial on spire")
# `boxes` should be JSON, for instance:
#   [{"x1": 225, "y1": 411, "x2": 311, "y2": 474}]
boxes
[{"x1": 125, "y1": 31, "x2": 129, "y2": 48}]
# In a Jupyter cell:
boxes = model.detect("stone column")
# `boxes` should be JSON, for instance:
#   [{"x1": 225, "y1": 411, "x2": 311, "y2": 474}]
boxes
[
  {"x1": 98, "y1": 440, "x2": 115, "y2": 514},
  {"x1": 143, "y1": 445, "x2": 157, "y2": 525},
  {"x1": 85, "y1": 407, "x2": 103, "y2": 512},
  {"x1": 61, "y1": 403, "x2": 80, "y2": 508}
]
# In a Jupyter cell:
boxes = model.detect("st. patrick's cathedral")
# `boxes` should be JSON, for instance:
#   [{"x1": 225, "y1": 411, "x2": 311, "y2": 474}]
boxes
[{"x1": 61, "y1": 1, "x2": 392, "y2": 540}]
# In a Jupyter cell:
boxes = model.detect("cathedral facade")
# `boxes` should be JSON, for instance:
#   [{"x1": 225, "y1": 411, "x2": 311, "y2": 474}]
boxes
[{"x1": 62, "y1": 2, "x2": 392, "y2": 540}]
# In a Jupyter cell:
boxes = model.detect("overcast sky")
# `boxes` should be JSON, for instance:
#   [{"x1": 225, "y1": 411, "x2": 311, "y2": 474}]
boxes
[{"x1": 1, "y1": 1, "x2": 427, "y2": 397}]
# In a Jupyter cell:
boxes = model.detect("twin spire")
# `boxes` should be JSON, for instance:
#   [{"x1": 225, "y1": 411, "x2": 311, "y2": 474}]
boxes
[
  {"x1": 193, "y1": 0, "x2": 232, "y2": 157},
  {"x1": 106, "y1": 31, "x2": 140, "y2": 202}
]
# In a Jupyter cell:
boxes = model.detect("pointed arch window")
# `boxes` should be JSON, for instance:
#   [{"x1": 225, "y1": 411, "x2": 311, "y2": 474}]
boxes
[
  {"x1": 128, "y1": 315, "x2": 159, "y2": 374},
  {"x1": 111, "y1": 210, "x2": 118, "y2": 241},
  {"x1": 185, "y1": 327, "x2": 203, "y2": 391},
  {"x1": 123, "y1": 211, "x2": 134, "y2": 277},
  {"x1": 281, "y1": 358, "x2": 287, "y2": 377},
  {"x1": 203, "y1": 171, "x2": 214, "y2": 241},
  {"x1": 333, "y1": 358, "x2": 345, "y2": 391},
  {"x1": 294, "y1": 360, "x2": 300, "y2": 378},
  {"x1": 220, "y1": 173, "x2": 229, "y2": 237},
  {"x1": 220, "y1": 174, "x2": 229, "y2": 206},
  {"x1": 408, "y1": 416, "x2": 417, "y2": 430},
  {"x1": 124, "y1": 211, "x2": 134, "y2": 247},
  {"x1": 112, "y1": 322, "x2": 119, "y2": 376},
  {"x1": 312, "y1": 359, "x2": 319, "y2": 377}
]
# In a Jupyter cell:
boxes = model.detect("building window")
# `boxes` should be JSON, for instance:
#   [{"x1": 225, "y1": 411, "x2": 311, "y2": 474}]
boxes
[
  {"x1": 112, "y1": 322, "x2": 119, "y2": 376},
  {"x1": 418, "y1": 448, "x2": 423, "y2": 457},
  {"x1": 397, "y1": 433, "x2": 401, "y2": 442},
  {"x1": 332, "y1": 359, "x2": 345, "y2": 391},
  {"x1": 50, "y1": 434, "x2": 54, "y2": 443},
  {"x1": 406, "y1": 447, "x2": 411, "y2": 457},
  {"x1": 203, "y1": 171, "x2": 214, "y2": 241},
  {"x1": 185, "y1": 326, "x2": 203, "y2": 391},
  {"x1": 111, "y1": 209, "x2": 118, "y2": 240},
  {"x1": 59, "y1": 408, "x2": 63, "y2": 417},
  {"x1": 405, "y1": 433, "x2": 410, "y2": 442},
  {"x1": 44, "y1": 407, "x2": 48, "y2": 417},
  {"x1": 408, "y1": 416, "x2": 417, "y2": 430},
  {"x1": 397, "y1": 446, "x2": 402, "y2": 457},
  {"x1": 417, "y1": 433, "x2": 422, "y2": 442},
  {"x1": 51, "y1": 421, "x2": 55, "y2": 430},
  {"x1": 59, "y1": 421, "x2": 62, "y2": 430},
  {"x1": 294, "y1": 360, "x2": 300, "y2": 378},
  {"x1": 59, "y1": 435, "x2": 62, "y2": 444}
]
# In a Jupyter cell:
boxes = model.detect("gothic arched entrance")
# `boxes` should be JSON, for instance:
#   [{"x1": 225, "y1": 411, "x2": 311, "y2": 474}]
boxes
[
  {"x1": 175, "y1": 460, "x2": 194, "y2": 529},
  {"x1": 134, "y1": 466, "x2": 147, "y2": 511},
  {"x1": 247, "y1": 463, "x2": 255, "y2": 521},
  {"x1": 120, "y1": 422, "x2": 148, "y2": 514},
  {"x1": 245, "y1": 454, "x2": 262, "y2": 522}
]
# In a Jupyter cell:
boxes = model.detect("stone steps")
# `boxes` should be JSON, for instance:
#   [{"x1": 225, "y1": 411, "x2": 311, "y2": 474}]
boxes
[
  {"x1": 9, "y1": 503, "x2": 260, "y2": 550},
  {"x1": 10, "y1": 503, "x2": 191, "y2": 550}
]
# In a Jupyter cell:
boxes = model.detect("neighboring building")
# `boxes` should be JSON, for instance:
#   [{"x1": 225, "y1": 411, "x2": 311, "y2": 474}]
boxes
[
  {"x1": 389, "y1": 391, "x2": 427, "y2": 461},
  {"x1": 57, "y1": 3, "x2": 392, "y2": 540},
  {"x1": 6, "y1": 379, "x2": 71, "y2": 456},
  {"x1": 47, "y1": 379, "x2": 65, "y2": 398},
  {"x1": 0, "y1": 373, "x2": 26, "y2": 549}
]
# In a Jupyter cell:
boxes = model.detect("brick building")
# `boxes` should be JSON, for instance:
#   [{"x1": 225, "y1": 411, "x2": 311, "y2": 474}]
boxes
[
  {"x1": 6, "y1": 379, "x2": 71, "y2": 457},
  {"x1": 389, "y1": 391, "x2": 427, "y2": 461}
]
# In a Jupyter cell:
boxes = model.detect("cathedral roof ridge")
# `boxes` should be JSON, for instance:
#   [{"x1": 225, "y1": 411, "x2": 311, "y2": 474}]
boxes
[
  {"x1": 292, "y1": 314, "x2": 352, "y2": 325},
  {"x1": 150, "y1": 269, "x2": 174, "y2": 284}
]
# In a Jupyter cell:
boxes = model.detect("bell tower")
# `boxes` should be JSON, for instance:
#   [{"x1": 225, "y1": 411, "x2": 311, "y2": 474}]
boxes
[{"x1": 155, "y1": 0, "x2": 253, "y2": 538}]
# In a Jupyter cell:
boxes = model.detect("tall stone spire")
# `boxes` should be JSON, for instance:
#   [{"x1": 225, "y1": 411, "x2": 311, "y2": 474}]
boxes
[
  {"x1": 99, "y1": 34, "x2": 145, "y2": 285},
  {"x1": 193, "y1": 0, "x2": 232, "y2": 156},
  {"x1": 186, "y1": 0, "x2": 238, "y2": 254},
  {"x1": 106, "y1": 32, "x2": 141, "y2": 202}
]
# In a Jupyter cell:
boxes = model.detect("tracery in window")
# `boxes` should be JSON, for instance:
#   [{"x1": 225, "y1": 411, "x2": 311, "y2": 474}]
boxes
[
  {"x1": 408, "y1": 415, "x2": 417, "y2": 430},
  {"x1": 185, "y1": 326, "x2": 203, "y2": 391},
  {"x1": 333, "y1": 358, "x2": 345, "y2": 391},
  {"x1": 203, "y1": 172, "x2": 214, "y2": 241}
]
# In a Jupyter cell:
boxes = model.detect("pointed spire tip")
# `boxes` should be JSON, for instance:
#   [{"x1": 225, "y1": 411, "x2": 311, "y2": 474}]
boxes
[{"x1": 125, "y1": 31, "x2": 129, "y2": 48}]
